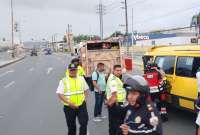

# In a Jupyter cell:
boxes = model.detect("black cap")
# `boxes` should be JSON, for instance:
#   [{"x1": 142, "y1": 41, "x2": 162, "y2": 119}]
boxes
[
  {"x1": 68, "y1": 63, "x2": 78, "y2": 70},
  {"x1": 124, "y1": 75, "x2": 150, "y2": 94},
  {"x1": 71, "y1": 58, "x2": 79, "y2": 63}
]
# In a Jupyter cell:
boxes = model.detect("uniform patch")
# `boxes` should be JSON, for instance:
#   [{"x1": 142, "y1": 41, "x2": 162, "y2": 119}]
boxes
[{"x1": 135, "y1": 116, "x2": 142, "y2": 123}]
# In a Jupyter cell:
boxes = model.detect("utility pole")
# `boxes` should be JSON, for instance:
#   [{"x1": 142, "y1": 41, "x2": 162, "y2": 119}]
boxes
[
  {"x1": 11, "y1": 0, "x2": 14, "y2": 58},
  {"x1": 121, "y1": 0, "x2": 129, "y2": 55},
  {"x1": 67, "y1": 24, "x2": 72, "y2": 52},
  {"x1": 97, "y1": 0, "x2": 106, "y2": 40},
  {"x1": 131, "y1": 8, "x2": 134, "y2": 45},
  {"x1": 124, "y1": 0, "x2": 128, "y2": 35},
  {"x1": 14, "y1": 22, "x2": 22, "y2": 44}
]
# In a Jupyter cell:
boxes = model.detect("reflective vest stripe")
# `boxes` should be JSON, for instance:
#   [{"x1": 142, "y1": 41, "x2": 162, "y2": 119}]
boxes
[{"x1": 64, "y1": 91, "x2": 84, "y2": 96}]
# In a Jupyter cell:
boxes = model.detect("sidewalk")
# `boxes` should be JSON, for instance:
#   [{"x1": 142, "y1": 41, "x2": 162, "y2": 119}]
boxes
[{"x1": 0, "y1": 54, "x2": 26, "y2": 68}]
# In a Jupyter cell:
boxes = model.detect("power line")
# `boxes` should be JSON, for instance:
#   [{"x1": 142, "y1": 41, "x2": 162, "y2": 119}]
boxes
[
  {"x1": 106, "y1": 0, "x2": 148, "y2": 15},
  {"x1": 127, "y1": 0, "x2": 149, "y2": 7},
  {"x1": 134, "y1": 3, "x2": 200, "y2": 25},
  {"x1": 106, "y1": 0, "x2": 120, "y2": 8}
]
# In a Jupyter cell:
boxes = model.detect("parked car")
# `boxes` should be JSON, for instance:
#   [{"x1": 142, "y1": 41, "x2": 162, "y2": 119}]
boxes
[
  {"x1": 30, "y1": 48, "x2": 37, "y2": 56},
  {"x1": 44, "y1": 48, "x2": 52, "y2": 55}
]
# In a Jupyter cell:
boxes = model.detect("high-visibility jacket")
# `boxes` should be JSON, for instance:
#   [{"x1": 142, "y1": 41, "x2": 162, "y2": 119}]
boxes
[
  {"x1": 65, "y1": 66, "x2": 85, "y2": 77},
  {"x1": 106, "y1": 74, "x2": 126, "y2": 103},
  {"x1": 62, "y1": 76, "x2": 85, "y2": 106}
]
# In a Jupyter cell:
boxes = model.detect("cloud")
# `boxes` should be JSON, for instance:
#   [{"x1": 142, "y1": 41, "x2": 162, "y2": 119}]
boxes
[{"x1": 0, "y1": 0, "x2": 100, "y2": 14}]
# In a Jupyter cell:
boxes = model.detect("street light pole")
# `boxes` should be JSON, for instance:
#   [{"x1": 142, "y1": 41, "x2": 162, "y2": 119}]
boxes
[
  {"x1": 124, "y1": 0, "x2": 128, "y2": 35},
  {"x1": 11, "y1": 0, "x2": 14, "y2": 57}
]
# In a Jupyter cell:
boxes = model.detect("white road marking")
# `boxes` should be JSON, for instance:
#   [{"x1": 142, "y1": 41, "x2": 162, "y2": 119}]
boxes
[
  {"x1": 29, "y1": 67, "x2": 34, "y2": 72},
  {"x1": 0, "y1": 70, "x2": 15, "y2": 78},
  {"x1": 0, "y1": 113, "x2": 4, "y2": 119},
  {"x1": 4, "y1": 81, "x2": 15, "y2": 89},
  {"x1": 47, "y1": 67, "x2": 53, "y2": 75}
]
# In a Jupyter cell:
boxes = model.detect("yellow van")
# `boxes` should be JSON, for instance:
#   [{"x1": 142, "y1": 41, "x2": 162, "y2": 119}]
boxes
[{"x1": 143, "y1": 45, "x2": 200, "y2": 111}]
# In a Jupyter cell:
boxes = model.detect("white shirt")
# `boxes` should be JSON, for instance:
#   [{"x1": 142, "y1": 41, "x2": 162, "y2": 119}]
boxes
[
  {"x1": 106, "y1": 74, "x2": 119, "y2": 99},
  {"x1": 56, "y1": 76, "x2": 89, "y2": 94},
  {"x1": 197, "y1": 72, "x2": 200, "y2": 93},
  {"x1": 196, "y1": 112, "x2": 200, "y2": 126}
]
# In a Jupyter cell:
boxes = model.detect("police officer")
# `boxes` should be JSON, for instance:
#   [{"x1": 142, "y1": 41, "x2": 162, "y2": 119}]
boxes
[
  {"x1": 195, "y1": 67, "x2": 200, "y2": 135},
  {"x1": 66, "y1": 58, "x2": 85, "y2": 77},
  {"x1": 145, "y1": 63, "x2": 169, "y2": 122},
  {"x1": 120, "y1": 75, "x2": 162, "y2": 135},
  {"x1": 56, "y1": 63, "x2": 89, "y2": 135},
  {"x1": 106, "y1": 64, "x2": 127, "y2": 135}
]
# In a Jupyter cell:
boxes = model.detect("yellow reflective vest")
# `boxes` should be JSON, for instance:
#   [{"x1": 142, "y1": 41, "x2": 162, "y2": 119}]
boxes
[
  {"x1": 62, "y1": 76, "x2": 85, "y2": 106},
  {"x1": 106, "y1": 74, "x2": 126, "y2": 103},
  {"x1": 65, "y1": 66, "x2": 85, "y2": 77}
]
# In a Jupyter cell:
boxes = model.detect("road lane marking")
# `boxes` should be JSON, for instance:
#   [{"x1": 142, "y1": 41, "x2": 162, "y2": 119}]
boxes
[
  {"x1": 29, "y1": 67, "x2": 34, "y2": 72},
  {"x1": 47, "y1": 67, "x2": 53, "y2": 75},
  {"x1": 0, "y1": 70, "x2": 15, "y2": 78},
  {"x1": 0, "y1": 113, "x2": 4, "y2": 119},
  {"x1": 4, "y1": 81, "x2": 15, "y2": 89}
]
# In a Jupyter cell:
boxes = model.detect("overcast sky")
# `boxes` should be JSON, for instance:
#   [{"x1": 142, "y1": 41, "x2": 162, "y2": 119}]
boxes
[{"x1": 0, "y1": 0, "x2": 200, "y2": 42}]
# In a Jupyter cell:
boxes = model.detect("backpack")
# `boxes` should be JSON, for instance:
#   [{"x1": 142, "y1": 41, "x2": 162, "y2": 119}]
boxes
[{"x1": 85, "y1": 71, "x2": 99, "y2": 91}]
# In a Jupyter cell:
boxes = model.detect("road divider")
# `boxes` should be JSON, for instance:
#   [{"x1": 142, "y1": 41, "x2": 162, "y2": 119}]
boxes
[{"x1": 0, "y1": 55, "x2": 26, "y2": 68}]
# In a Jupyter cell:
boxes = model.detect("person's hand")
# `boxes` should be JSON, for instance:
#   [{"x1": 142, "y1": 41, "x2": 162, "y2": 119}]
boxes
[
  {"x1": 68, "y1": 102, "x2": 78, "y2": 109},
  {"x1": 98, "y1": 90, "x2": 102, "y2": 94},
  {"x1": 120, "y1": 124, "x2": 130, "y2": 135},
  {"x1": 149, "y1": 116, "x2": 159, "y2": 126}
]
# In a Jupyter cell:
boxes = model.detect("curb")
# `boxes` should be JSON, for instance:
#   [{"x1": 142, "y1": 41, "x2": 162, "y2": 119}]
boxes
[{"x1": 0, "y1": 55, "x2": 26, "y2": 68}]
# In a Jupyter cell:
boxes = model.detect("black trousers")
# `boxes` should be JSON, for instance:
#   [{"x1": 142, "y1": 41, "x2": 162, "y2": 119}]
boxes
[
  {"x1": 108, "y1": 103, "x2": 127, "y2": 135},
  {"x1": 63, "y1": 102, "x2": 89, "y2": 135}
]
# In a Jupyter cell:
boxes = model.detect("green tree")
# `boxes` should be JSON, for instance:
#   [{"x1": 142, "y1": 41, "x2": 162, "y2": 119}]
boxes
[
  {"x1": 73, "y1": 34, "x2": 100, "y2": 43},
  {"x1": 63, "y1": 35, "x2": 67, "y2": 42},
  {"x1": 110, "y1": 31, "x2": 124, "y2": 37},
  {"x1": 190, "y1": 12, "x2": 200, "y2": 27}
]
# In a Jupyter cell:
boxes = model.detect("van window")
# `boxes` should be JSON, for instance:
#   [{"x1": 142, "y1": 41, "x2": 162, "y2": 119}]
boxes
[
  {"x1": 176, "y1": 57, "x2": 200, "y2": 77},
  {"x1": 155, "y1": 56, "x2": 175, "y2": 74}
]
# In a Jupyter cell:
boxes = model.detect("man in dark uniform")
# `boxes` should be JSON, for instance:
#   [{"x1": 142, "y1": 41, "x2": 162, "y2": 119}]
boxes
[{"x1": 120, "y1": 75, "x2": 162, "y2": 135}]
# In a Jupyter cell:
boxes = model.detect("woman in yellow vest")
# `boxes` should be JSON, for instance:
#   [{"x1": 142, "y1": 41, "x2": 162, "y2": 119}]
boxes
[{"x1": 56, "y1": 63, "x2": 89, "y2": 135}]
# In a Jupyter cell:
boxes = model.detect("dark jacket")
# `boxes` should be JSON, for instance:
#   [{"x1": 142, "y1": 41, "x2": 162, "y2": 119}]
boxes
[{"x1": 122, "y1": 102, "x2": 163, "y2": 135}]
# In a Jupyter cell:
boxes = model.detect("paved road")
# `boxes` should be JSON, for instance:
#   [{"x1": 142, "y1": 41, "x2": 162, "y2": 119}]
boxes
[{"x1": 0, "y1": 53, "x2": 196, "y2": 135}]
